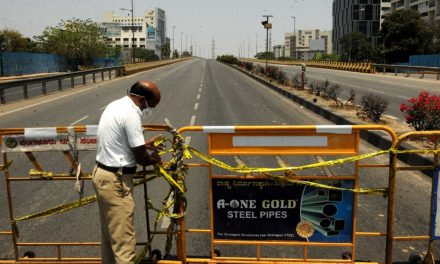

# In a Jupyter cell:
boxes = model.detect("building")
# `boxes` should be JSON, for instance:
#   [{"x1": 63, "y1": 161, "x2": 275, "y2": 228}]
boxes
[
  {"x1": 284, "y1": 30, "x2": 332, "y2": 60},
  {"x1": 101, "y1": 7, "x2": 166, "y2": 58},
  {"x1": 273, "y1": 45, "x2": 285, "y2": 59},
  {"x1": 388, "y1": 0, "x2": 440, "y2": 23},
  {"x1": 332, "y1": 0, "x2": 384, "y2": 56}
]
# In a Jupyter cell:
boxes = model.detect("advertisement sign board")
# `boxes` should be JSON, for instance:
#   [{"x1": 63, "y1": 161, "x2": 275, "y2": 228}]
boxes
[
  {"x1": 212, "y1": 178, "x2": 354, "y2": 242},
  {"x1": 147, "y1": 26, "x2": 155, "y2": 39}
]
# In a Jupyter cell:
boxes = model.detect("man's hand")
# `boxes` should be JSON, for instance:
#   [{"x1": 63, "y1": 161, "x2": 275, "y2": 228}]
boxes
[
  {"x1": 150, "y1": 150, "x2": 162, "y2": 165},
  {"x1": 145, "y1": 136, "x2": 165, "y2": 151}
]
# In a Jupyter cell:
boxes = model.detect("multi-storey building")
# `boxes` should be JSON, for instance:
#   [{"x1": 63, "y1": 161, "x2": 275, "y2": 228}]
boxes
[
  {"x1": 388, "y1": 0, "x2": 440, "y2": 23},
  {"x1": 332, "y1": 0, "x2": 385, "y2": 56},
  {"x1": 284, "y1": 30, "x2": 333, "y2": 60},
  {"x1": 101, "y1": 7, "x2": 166, "y2": 58}
]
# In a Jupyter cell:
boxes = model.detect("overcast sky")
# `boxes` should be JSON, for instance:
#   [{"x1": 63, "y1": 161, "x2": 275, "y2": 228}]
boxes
[{"x1": 0, "y1": 0, "x2": 333, "y2": 57}]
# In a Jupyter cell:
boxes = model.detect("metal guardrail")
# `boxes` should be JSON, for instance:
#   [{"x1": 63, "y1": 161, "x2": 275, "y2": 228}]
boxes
[
  {"x1": 0, "y1": 66, "x2": 124, "y2": 104},
  {"x1": 373, "y1": 63, "x2": 440, "y2": 80}
]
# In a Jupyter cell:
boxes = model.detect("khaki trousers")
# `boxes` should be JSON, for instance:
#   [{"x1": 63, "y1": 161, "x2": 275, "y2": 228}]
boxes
[{"x1": 92, "y1": 166, "x2": 136, "y2": 264}]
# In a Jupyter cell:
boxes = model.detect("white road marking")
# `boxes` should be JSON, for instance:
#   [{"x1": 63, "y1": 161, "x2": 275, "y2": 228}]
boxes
[
  {"x1": 199, "y1": 88, "x2": 202, "y2": 92},
  {"x1": 196, "y1": 94, "x2": 201, "y2": 100},
  {"x1": 99, "y1": 105, "x2": 107, "y2": 111},
  {"x1": 70, "y1": 115, "x2": 89, "y2": 125},
  {"x1": 185, "y1": 136, "x2": 191, "y2": 145},
  {"x1": 194, "y1": 103, "x2": 199, "y2": 110},
  {"x1": 190, "y1": 115, "x2": 196, "y2": 126}
]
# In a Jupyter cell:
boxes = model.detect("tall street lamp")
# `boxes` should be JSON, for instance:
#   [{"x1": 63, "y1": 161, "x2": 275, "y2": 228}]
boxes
[
  {"x1": 255, "y1": 33, "x2": 258, "y2": 56},
  {"x1": 172, "y1": 26, "x2": 176, "y2": 58},
  {"x1": 120, "y1": 0, "x2": 135, "y2": 63},
  {"x1": 291, "y1": 16, "x2": 296, "y2": 60},
  {"x1": 261, "y1": 15, "x2": 273, "y2": 72},
  {"x1": 180, "y1": 32, "x2": 183, "y2": 57}
]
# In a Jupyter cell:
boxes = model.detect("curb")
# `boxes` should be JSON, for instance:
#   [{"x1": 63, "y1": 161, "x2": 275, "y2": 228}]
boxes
[{"x1": 227, "y1": 63, "x2": 434, "y2": 176}]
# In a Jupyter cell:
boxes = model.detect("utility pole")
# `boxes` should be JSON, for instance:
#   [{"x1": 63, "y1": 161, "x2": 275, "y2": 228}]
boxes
[
  {"x1": 180, "y1": 32, "x2": 183, "y2": 57},
  {"x1": 291, "y1": 16, "x2": 296, "y2": 60},
  {"x1": 120, "y1": 0, "x2": 135, "y2": 63},
  {"x1": 191, "y1": 35, "x2": 193, "y2": 56},
  {"x1": 212, "y1": 38, "x2": 215, "y2": 59},
  {"x1": 172, "y1": 26, "x2": 176, "y2": 58},
  {"x1": 261, "y1": 15, "x2": 273, "y2": 72},
  {"x1": 248, "y1": 36, "x2": 250, "y2": 59},
  {"x1": 255, "y1": 33, "x2": 258, "y2": 56}
]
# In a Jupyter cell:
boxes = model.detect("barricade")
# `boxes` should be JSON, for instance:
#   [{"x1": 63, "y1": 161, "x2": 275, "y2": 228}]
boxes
[{"x1": 1, "y1": 125, "x2": 439, "y2": 264}]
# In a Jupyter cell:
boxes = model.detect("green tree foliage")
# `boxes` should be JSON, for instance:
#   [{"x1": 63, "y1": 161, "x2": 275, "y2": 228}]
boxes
[
  {"x1": 161, "y1": 37, "x2": 171, "y2": 58},
  {"x1": 433, "y1": 20, "x2": 440, "y2": 53},
  {"x1": 216, "y1": 55, "x2": 238, "y2": 64},
  {"x1": 380, "y1": 10, "x2": 434, "y2": 63},
  {"x1": 133, "y1": 48, "x2": 159, "y2": 61},
  {"x1": 34, "y1": 18, "x2": 112, "y2": 69},
  {"x1": 255, "y1": 52, "x2": 274, "y2": 60},
  {"x1": 313, "y1": 52, "x2": 340, "y2": 61},
  {"x1": 339, "y1": 32, "x2": 373, "y2": 62},
  {"x1": 0, "y1": 29, "x2": 38, "y2": 52},
  {"x1": 172, "y1": 50, "x2": 179, "y2": 59}
]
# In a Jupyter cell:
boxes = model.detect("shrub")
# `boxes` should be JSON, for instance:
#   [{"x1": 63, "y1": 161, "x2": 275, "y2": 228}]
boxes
[
  {"x1": 244, "y1": 62, "x2": 254, "y2": 71},
  {"x1": 344, "y1": 89, "x2": 356, "y2": 106},
  {"x1": 293, "y1": 73, "x2": 306, "y2": 90},
  {"x1": 266, "y1": 66, "x2": 278, "y2": 79},
  {"x1": 276, "y1": 69, "x2": 287, "y2": 84},
  {"x1": 216, "y1": 55, "x2": 238, "y2": 64},
  {"x1": 400, "y1": 91, "x2": 440, "y2": 131},
  {"x1": 360, "y1": 93, "x2": 388, "y2": 122}
]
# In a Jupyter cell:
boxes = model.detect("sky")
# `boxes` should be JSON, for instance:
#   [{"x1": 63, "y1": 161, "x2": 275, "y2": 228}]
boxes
[{"x1": 0, "y1": 0, "x2": 333, "y2": 58}]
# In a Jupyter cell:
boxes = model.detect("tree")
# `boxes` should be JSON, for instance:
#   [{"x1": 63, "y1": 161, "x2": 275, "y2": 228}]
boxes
[
  {"x1": 380, "y1": 9, "x2": 434, "y2": 63},
  {"x1": 133, "y1": 48, "x2": 159, "y2": 61},
  {"x1": 339, "y1": 32, "x2": 373, "y2": 62},
  {"x1": 433, "y1": 20, "x2": 440, "y2": 53},
  {"x1": 255, "y1": 52, "x2": 274, "y2": 60},
  {"x1": 34, "y1": 18, "x2": 110, "y2": 70},
  {"x1": 172, "y1": 50, "x2": 179, "y2": 59},
  {"x1": 161, "y1": 37, "x2": 171, "y2": 58},
  {"x1": 0, "y1": 29, "x2": 37, "y2": 52}
]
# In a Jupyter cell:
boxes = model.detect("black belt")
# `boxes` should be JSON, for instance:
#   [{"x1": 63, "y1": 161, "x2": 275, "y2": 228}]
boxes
[{"x1": 96, "y1": 162, "x2": 137, "y2": 174}]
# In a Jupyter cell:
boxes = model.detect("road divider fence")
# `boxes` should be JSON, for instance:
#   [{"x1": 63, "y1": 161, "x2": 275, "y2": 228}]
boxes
[{"x1": 0, "y1": 58, "x2": 191, "y2": 104}]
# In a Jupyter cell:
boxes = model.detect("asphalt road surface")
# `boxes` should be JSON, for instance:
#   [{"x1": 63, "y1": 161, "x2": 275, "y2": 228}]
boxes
[{"x1": 0, "y1": 58, "x2": 437, "y2": 262}]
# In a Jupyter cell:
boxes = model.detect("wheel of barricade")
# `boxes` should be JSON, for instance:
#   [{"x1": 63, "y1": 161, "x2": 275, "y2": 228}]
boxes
[
  {"x1": 151, "y1": 249, "x2": 162, "y2": 261},
  {"x1": 408, "y1": 253, "x2": 422, "y2": 264},
  {"x1": 23, "y1": 251, "x2": 35, "y2": 258}
]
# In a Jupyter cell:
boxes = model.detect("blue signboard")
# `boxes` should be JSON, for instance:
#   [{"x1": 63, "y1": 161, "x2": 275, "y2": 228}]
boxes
[
  {"x1": 212, "y1": 179, "x2": 354, "y2": 242},
  {"x1": 431, "y1": 168, "x2": 440, "y2": 239},
  {"x1": 147, "y1": 26, "x2": 155, "y2": 39}
]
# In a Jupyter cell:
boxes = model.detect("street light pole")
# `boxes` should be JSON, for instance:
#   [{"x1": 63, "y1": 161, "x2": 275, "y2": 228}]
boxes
[
  {"x1": 120, "y1": 0, "x2": 135, "y2": 63},
  {"x1": 180, "y1": 32, "x2": 183, "y2": 57},
  {"x1": 172, "y1": 26, "x2": 176, "y2": 58},
  {"x1": 291, "y1": 16, "x2": 296, "y2": 60},
  {"x1": 262, "y1": 15, "x2": 273, "y2": 72},
  {"x1": 255, "y1": 33, "x2": 258, "y2": 56}
]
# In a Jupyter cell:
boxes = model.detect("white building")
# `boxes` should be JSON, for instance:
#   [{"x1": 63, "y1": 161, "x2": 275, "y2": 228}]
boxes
[
  {"x1": 284, "y1": 30, "x2": 333, "y2": 60},
  {"x1": 387, "y1": 0, "x2": 440, "y2": 23},
  {"x1": 273, "y1": 45, "x2": 285, "y2": 59},
  {"x1": 102, "y1": 7, "x2": 166, "y2": 58}
]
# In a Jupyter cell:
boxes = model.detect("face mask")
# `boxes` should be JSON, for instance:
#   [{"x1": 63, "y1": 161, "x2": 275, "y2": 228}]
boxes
[{"x1": 141, "y1": 103, "x2": 154, "y2": 122}]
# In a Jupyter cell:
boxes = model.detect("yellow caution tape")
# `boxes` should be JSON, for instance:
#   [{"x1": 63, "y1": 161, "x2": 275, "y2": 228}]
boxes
[
  {"x1": 189, "y1": 147, "x2": 391, "y2": 173},
  {"x1": 262, "y1": 173, "x2": 388, "y2": 195}
]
